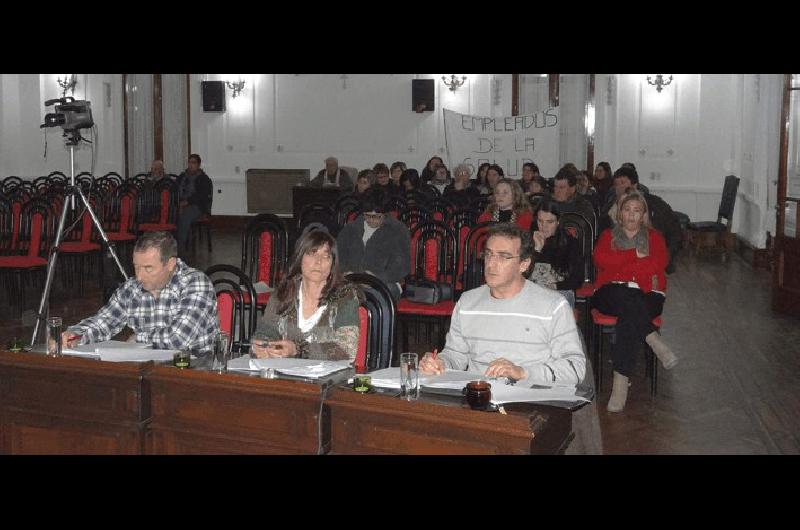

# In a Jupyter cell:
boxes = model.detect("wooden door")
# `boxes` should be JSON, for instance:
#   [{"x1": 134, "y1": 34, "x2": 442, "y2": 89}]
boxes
[{"x1": 773, "y1": 74, "x2": 800, "y2": 315}]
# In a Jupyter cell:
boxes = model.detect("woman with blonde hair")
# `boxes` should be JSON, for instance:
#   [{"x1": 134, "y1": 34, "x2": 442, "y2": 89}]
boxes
[
  {"x1": 592, "y1": 189, "x2": 677, "y2": 412},
  {"x1": 477, "y1": 177, "x2": 533, "y2": 231}
]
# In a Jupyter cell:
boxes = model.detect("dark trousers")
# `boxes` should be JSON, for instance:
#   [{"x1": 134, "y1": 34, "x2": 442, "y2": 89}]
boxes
[
  {"x1": 592, "y1": 283, "x2": 665, "y2": 377},
  {"x1": 177, "y1": 204, "x2": 203, "y2": 250}
]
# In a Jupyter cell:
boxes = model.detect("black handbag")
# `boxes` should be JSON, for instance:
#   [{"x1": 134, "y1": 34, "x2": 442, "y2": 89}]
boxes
[{"x1": 403, "y1": 278, "x2": 453, "y2": 304}]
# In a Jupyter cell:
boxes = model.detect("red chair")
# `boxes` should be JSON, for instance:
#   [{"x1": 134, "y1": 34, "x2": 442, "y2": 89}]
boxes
[
  {"x1": 137, "y1": 177, "x2": 178, "y2": 233},
  {"x1": 0, "y1": 197, "x2": 54, "y2": 311},
  {"x1": 346, "y1": 272, "x2": 396, "y2": 371},
  {"x1": 396, "y1": 220, "x2": 458, "y2": 353},
  {"x1": 591, "y1": 308, "x2": 663, "y2": 397},
  {"x1": 241, "y1": 213, "x2": 288, "y2": 311},
  {"x1": 58, "y1": 190, "x2": 104, "y2": 292},
  {"x1": 205, "y1": 264, "x2": 258, "y2": 356}
]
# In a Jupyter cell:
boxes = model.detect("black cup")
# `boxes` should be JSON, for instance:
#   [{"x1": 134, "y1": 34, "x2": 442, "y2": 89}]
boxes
[{"x1": 464, "y1": 380, "x2": 492, "y2": 410}]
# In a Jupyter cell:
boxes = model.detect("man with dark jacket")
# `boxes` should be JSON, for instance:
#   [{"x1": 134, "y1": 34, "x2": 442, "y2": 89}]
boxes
[
  {"x1": 176, "y1": 153, "x2": 213, "y2": 252},
  {"x1": 599, "y1": 165, "x2": 683, "y2": 273},
  {"x1": 336, "y1": 189, "x2": 410, "y2": 301}
]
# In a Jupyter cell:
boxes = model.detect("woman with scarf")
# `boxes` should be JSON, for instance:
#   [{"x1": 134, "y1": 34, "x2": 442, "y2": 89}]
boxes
[
  {"x1": 477, "y1": 178, "x2": 533, "y2": 231},
  {"x1": 592, "y1": 189, "x2": 678, "y2": 412},
  {"x1": 251, "y1": 229, "x2": 362, "y2": 361}
]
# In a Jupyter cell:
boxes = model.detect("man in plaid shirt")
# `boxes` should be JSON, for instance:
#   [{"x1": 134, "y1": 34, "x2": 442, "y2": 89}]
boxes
[{"x1": 62, "y1": 231, "x2": 219, "y2": 351}]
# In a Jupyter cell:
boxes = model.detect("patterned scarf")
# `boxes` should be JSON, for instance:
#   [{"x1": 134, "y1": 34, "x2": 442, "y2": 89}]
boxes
[
  {"x1": 611, "y1": 225, "x2": 649, "y2": 255},
  {"x1": 492, "y1": 208, "x2": 516, "y2": 224}
]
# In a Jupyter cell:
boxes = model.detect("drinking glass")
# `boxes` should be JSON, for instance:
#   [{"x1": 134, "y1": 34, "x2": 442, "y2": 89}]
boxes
[
  {"x1": 211, "y1": 331, "x2": 230, "y2": 374},
  {"x1": 400, "y1": 352, "x2": 419, "y2": 401},
  {"x1": 46, "y1": 317, "x2": 62, "y2": 357}
]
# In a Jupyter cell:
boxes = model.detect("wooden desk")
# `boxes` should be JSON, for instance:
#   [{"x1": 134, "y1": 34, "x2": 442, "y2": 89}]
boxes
[
  {"x1": 326, "y1": 388, "x2": 573, "y2": 455},
  {"x1": 146, "y1": 366, "x2": 331, "y2": 454},
  {"x1": 0, "y1": 351, "x2": 151, "y2": 455}
]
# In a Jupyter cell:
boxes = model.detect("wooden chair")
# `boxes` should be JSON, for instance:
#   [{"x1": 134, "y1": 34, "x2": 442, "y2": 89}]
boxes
[
  {"x1": 205, "y1": 264, "x2": 258, "y2": 356},
  {"x1": 346, "y1": 272, "x2": 396, "y2": 371},
  {"x1": 591, "y1": 308, "x2": 662, "y2": 397},
  {"x1": 687, "y1": 175, "x2": 740, "y2": 260}
]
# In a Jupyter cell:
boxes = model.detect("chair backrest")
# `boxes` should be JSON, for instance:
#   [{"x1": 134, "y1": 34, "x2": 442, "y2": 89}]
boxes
[
  {"x1": 205, "y1": 264, "x2": 258, "y2": 356},
  {"x1": 334, "y1": 194, "x2": 362, "y2": 228},
  {"x1": 104, "y1": 184, "x2": 138, "y2": 234},
  {"x1": 345, "y1": 272, "x2": 396, "y2": 370},
  {"x1": 408, "y1": 220, "x2": 458, "y2": 295},
  {"x1": 0, "y1": 196, "x2": 12, "y2": 254},
  {"x1": 463, "y1": 221, "x2": 493, "y2": 291},
  {"x1": 560, "y1": 212, "x2": 594, "y2": 282},
  {"x1": 426, "y1": 196, "x2": 457, "y2": 226},
  {"x1": 63, "y1": 190, "x2": 103, "y2": 244},
  {"x1": 296, "y1": 202, "x2": 337, "y2": 235},
  {"x1": 17, "y1": 197, "x2": 54, "y2": 258},
  {"x1": 2, "y1": 176, "x2": 24, "y2": 194},
  {"x1": 384, "y1": 194, "x2": 409, "y2": 221},
  {"x1": 137, "y1": 177, "x2": 178, "y2": 225},
  {"x1": 718, "y1": 174, "x2": 740, "y2": 225},
  {"x1": 242, "y1": 213, "x2": 288, "y2": 288}
]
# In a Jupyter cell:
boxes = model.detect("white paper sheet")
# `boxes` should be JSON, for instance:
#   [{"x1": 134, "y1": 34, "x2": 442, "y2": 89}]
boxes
[{"x1": 227, "y1": 356, "x2": 350, "y2": 378}]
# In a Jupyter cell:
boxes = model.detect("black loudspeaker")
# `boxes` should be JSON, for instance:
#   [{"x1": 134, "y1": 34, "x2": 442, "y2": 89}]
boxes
[
  {"x1": 412, "y1": 79, "x2": 434, "y2": 112},
  {"x1": 201, "y1": 81, "x2": 226, "y2": 112}
]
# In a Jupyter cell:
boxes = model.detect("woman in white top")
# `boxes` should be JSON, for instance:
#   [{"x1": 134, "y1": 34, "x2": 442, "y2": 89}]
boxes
[{"x1": 251, "y1": 229, "x2": 362, "y2": 361}]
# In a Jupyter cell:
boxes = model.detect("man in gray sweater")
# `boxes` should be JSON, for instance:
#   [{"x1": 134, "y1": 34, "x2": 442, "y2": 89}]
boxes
[
  {"x1": 336, "y1": 189, "x2": 410, "y2": 301},
  {"x1": 420, "y1": 223, "x2": 585, "y2": 386}
]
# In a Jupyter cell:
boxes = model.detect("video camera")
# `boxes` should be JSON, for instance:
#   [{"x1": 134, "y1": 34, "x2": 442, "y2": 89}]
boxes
[{"x1": 40, "y1": 97, "x2": 93, "y2": 131}]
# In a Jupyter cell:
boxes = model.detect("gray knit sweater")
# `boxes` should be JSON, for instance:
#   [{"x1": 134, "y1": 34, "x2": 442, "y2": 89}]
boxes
[{"x1": 439, "y1": 281, "x2": 586, "y2": 386}]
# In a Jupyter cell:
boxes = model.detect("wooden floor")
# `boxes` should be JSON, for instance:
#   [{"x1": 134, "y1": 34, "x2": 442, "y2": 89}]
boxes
[{"x1": 2, "y1": 227, "x2": 799, "y2": 454}]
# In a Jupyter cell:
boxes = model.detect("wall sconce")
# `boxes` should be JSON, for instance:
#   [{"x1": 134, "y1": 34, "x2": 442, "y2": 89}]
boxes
[
  {"x1": 646, "y1": 74, "x2": 673, "y2": 93},
  {"x1": 57, "y1": 74, "x2": 77, "y2": 97},
  {"x1": 226, "y1": 78, "x2": 246, "y2": 98},
  {"x1": 442, "y1": 74, "x2": 467, "y2": 92}
]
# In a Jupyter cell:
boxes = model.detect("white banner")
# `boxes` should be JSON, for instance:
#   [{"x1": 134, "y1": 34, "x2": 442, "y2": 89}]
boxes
[{"x1": 443, "y1": 107, "x2": 560, "y2": 180}]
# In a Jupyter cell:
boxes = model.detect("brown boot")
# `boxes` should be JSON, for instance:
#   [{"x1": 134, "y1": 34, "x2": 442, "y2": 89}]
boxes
[
  {"x1": 645, "y1": 331, "x2": 678, "y2": 369},
  {"x1": 607, "y1": 371, "x2": 630, "y2": 413}
]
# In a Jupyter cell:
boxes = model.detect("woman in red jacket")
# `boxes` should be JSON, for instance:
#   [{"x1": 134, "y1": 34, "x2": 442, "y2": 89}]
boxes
[
  {"x1": 592, "y1": 190, "x2": 678, "y2": 412},
  {"x1": 477, "y1": 178, "x2": 533, "y2": 231}
]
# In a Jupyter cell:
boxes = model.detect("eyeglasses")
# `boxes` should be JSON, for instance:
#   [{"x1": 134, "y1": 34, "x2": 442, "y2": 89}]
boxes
[
  {"x1": 480, "y1": 250, "x2": 521, "y2": 262},
  {"x1": 364, "y1": 213, "x2": 384, "y2": 220}
]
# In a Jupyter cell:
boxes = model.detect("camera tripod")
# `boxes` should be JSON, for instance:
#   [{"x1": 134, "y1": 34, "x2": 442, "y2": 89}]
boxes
[{"x1": 30, "y1": 134, "x2": 129, "y2": 347}]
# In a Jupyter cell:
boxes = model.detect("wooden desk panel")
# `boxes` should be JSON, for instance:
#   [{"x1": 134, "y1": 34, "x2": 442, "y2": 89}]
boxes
[
  {"x1": 146, "y1": 367, "x2": 330, "y2": 454},
  {"x1": 326, "y1": 389, "x2": 572, "y2": 455},
  {"x1": 0, "y1": 351, "x2": 151, "y2": 455}
]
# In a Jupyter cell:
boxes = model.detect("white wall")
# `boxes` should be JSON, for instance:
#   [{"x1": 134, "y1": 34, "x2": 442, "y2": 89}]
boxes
[
  {"x1": 595, "y1": 74, "x2": 781, "y2": 248},
  {"x1": 189, "y1": 74, "x2": 499, "y2": 215},
  {"x1": 0, "y1": 73, "x2": 783, "y2": 249},
  {"x1": 0, "y1": 74, "x2": 124, "y2": 178}
]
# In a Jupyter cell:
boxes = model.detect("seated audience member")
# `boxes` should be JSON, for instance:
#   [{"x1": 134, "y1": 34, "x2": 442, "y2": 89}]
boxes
[
  {"x1": 592, "y1": 189, "x2": 678, "y2": 412},
  {"x1": 336, "y1": 190, "x2": 411, "y2": 301},
  {"x1": 551, "y1": 164, "x2": 596, "y2": 231},
  {"x1": 593, "y1": 161, "x2": 614, "y2": 202},
  {"x1": 520, "y1": 162, "x2": 540, "y2": 192},
  {"x1": 484, "y1": 164, "x2": 504, "y2": 195},
  {"x1": 399, "y1": 168, "x2": 421, "y2": 192},
  {"x1": 599, "y1": 165, "x2": 682, "y2": 273},
  {"x1": 354, "y1": 169, "x2": 374, "y2": 196},
  {"x1": 429, "y1": 164, "x2": 452, "y2": 195},
  {"x1": 62, "y1": 231, "x2": 219, "y2": 352},
  {"x1": 419, "y1": 223, "x2": 585, "y2": 385},
  {"x1": 251, "y1": 230, "x2": 362, "y2": 361},
  {"x1": 310, "y1": 156, "x2": 354, "y2": 192},
  {"x1": 176, "y1": 153, "x2": 213, "y2": 253},
  {"x1": 372, "y1": 162, "x2": 402, "y2": 197},
  {"x1": 530, "y1": 199, "x2": 585, "y2": 307},
  {"x1": 420, "y1": 155, "x2": 444, "y2": 184},
  {"x1": 390, "y1": 161, "x2": 406, "y2": 186},
  {"x1": 478, "y1": 178, "x2": 533, "y2": 231},
  {"x1": 577, "y1": 170, "x2": 601, "y2": 210},
  {"x1": 527, "y1": 175, "x2": 549, "y2": 196},
  {"x1": 473, "y1": 162, "x2": 492, "y2": 194},
  {"x1": 443, "y1": 163, "x2": 480, "y2": 208},
  {"x1": 147, "y1": 159, "x2": 167, "y2": 183}
]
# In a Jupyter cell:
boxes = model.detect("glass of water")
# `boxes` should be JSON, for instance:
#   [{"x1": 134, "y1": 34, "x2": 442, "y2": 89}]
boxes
[
  {"x1": 46, "y1": 317, "x2": 63, "y2": 357},
  {"x1": 400, "y1": 352, "x2": 419, "y2": 401},
  {"x1": 211, "y1": 331, "x2": 230, "y2": 374}
]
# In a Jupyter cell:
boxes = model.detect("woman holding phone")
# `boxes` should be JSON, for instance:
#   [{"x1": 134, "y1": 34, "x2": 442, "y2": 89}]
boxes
[{"x1": 251, "y1": 229, "x2": 362, "y2": 361}]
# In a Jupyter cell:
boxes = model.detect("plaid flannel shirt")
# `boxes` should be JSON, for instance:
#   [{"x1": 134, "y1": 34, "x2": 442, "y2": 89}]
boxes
[{"x1": 69, "y1": 259, "x2": 219, "y2": 351}]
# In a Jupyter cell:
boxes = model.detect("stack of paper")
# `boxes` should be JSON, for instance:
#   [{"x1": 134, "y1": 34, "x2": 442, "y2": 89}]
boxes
[
  {"x1": 63, "y1": 341, "x2": 181, "y2": 363},
  {"x1": 227, "y1": 356, "x2": 351, "y2": 379}
]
